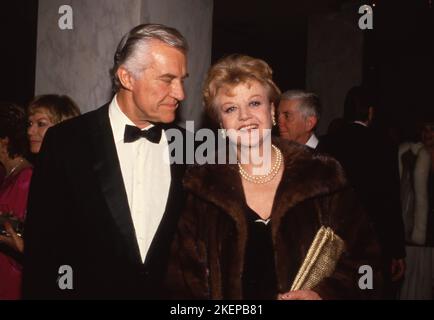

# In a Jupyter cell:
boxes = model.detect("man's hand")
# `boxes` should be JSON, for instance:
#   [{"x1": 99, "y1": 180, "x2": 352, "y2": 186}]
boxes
[
  {"x1": 391, "y1": 258, "x2": 405, "y2": 281},
  {"x1": 0, "y1": 222, "x2": 24, "y2": 253},
  {"x1": 277, "y1": 290, "x2": 322, "y2": 300}
]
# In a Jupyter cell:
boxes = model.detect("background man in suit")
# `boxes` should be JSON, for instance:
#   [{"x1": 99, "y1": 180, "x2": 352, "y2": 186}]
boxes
[
  {"x1": 318, "y1": 86, "x2": 406, "y2": 298},
  {"x1": 23, "y1": 24, "x2": 189, "y2": 299},
  {"x1": 277, "y1": 90, "x2": 321, "y2": 149}
]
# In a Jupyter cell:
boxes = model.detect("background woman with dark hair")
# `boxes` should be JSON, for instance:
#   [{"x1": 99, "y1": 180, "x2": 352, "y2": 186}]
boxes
[
  {"x1": 1, "y1": 95, "x2": 80, "y2": 299},
  {"x1": 0, "y1": 103, "x2": 32, "y2": 299}
]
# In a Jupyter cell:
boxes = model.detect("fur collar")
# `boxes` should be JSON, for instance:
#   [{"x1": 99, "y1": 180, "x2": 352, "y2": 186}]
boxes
[{"x1": 183, "y1": 138, "x2": 348, "y2": 233}]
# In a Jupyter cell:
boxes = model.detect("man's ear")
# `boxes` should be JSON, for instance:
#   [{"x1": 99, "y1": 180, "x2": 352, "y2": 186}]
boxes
[
  {"x1": 117, "y1": 67, "x2": 134, "y2": 91},
  {"x1": 306, "y1": 116, "x2": 318, "y2": 132}
]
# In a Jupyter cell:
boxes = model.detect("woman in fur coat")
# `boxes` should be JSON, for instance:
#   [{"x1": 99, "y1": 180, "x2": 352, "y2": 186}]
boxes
[{"x1": 166, "y1": 54, "x2": 382, "y2": 300}]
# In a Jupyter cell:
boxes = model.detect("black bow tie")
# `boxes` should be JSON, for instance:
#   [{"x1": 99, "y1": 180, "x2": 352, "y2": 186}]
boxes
[{"x1": 124, "y1": 124, "x2": 163, "y2": 144}]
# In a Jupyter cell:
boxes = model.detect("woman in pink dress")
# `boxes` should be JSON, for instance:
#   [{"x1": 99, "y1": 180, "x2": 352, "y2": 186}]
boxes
[
  {"x1": 0, "y1": 95, "x2": 80, "y2": 300},
  {"x1": 0, "y1": 103, "x2": 32, "y2": 300}
]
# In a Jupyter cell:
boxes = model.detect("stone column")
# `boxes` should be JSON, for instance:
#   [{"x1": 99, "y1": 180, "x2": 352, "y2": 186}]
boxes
[
  {"x1": 35, "y1": 0, "x2": 213, "y2": 126},
  {"x1": 306, "y1": 1, "x2": 364, "y2": 135}
]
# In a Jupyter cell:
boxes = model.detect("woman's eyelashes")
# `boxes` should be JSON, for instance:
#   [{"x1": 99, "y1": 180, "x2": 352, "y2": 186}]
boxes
[
  {"x1": 28, "y1": 120, "x2": 49, "y2": 128},
  {"x1": 37, "y1": 121, "x2": 49, "y2": 128},
  {"x1": 224, "y1": 105, "x2": 237, "y2": 114},
  {"x1": 223, "y1": 100, "x2": 262, "y2": 114},
  {"x1": 249, "y1": 100, "x2": 261, "y2": 107}
]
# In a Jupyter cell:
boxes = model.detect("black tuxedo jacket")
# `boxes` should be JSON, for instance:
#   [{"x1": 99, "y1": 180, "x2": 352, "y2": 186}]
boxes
[
  {"x1": 23, "y1": 104, "x2": 188, "y2": 299},
  {"x1": 318, "y1": 123, "x2": 405, "y2": 260}
]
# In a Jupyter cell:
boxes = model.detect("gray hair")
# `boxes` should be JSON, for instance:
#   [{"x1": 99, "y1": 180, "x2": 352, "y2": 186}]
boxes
[
  {"x1": 280, "y1": 89, "x2": 321, "y2": 121},
  {"x1": 111, "y1": 23, "x2": 188, "y2": 93}
]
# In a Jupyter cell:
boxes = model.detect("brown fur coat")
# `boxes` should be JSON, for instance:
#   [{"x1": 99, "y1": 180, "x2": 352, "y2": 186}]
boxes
[{"x1": 166, "y1": 138, "x2": 382, "y2": 299}]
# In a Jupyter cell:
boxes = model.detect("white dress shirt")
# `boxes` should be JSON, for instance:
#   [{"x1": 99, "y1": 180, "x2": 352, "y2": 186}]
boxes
[
  {"x1": 109, "y1": 95, "x2": 171, "y2": 262},
  {"x1": 305, "y1": 133, "x2": 319, "y2": 149}
]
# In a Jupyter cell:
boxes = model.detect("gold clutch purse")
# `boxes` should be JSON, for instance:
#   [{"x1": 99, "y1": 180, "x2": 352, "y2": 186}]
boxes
[{"x1": 291, "y1": 226, "x2": 345, "y2": 291}]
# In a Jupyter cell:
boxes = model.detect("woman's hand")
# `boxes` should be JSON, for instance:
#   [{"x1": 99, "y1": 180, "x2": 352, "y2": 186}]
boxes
[
  {"x1": 0, "y1": 221, "x2": 24, "y2": 253},
  {"x1": 277, "y1": 290, "x2": 322, "y2": 300}
]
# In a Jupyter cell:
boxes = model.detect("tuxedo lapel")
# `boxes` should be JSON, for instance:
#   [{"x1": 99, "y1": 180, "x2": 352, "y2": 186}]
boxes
[{"x1": 89, "y1": 105, "x2": 142, "y2": 265}]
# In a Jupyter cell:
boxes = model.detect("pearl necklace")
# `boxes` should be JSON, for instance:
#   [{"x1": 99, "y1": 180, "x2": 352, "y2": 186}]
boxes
[{"x1": 238, "y1": 145, "x2": 283, "y2": 184}]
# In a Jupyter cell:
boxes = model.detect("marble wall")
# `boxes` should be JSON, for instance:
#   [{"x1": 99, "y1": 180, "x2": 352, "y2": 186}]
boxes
[
  {"x1": 35, "y1": 0, "x2": 213, "y2": 126},
  {"x1": 141, "y1": 0, "x2": 213, "y2": 126},
  {"x1": 306, "y1": 1, "x2": 364, "y2": 135}
]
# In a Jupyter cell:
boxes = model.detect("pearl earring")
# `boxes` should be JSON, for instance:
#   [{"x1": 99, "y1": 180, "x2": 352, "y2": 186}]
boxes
[{"x1": 220, "y1": 128, "x2": 226, "y2": 139}]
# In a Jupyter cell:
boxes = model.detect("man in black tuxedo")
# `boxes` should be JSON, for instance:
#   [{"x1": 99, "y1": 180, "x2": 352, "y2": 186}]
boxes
[
  {"x1": 318, "y1": 86, "x2": 406, "y2": 298},
  {"x1": 277, "y1": 90, "x2": 321, "y2": 149},
  {"x1": 23, "y1": 24, "x2": 190, "y2": 299}
]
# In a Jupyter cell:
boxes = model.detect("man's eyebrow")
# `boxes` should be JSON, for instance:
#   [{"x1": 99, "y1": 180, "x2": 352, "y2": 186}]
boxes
[
  {"x1": 159, "y1": 73, "x2": 176, "y2": 79},
  {"x1": 159, "y1": 73, "x2": 190, "y2": 79}
]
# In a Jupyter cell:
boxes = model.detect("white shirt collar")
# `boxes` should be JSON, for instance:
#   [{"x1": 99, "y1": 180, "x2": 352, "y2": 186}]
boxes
[
  {"x1": 353, "y1": 120, "x2": 369, "y2": 128},
  {"x1": 305, "y1": 133, "x2": 319, "y2": 149},
  {"x1": 108, "y1": 95, "x2": 154, "y2": 143}
]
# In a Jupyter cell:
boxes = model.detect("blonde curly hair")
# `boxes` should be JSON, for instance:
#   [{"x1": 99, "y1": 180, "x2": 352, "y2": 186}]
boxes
[{"x1": 203, "y1": 54, "x2": 281, "y2": 121}]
